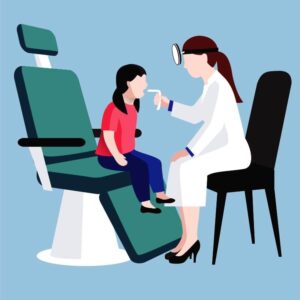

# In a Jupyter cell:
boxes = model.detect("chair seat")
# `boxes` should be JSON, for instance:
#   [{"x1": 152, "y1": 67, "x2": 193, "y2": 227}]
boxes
[
  {"x1": 207, "y1": 164, "x2": 274, "y2": 192},
  {"x1": 43, "y1": 155, "x2": 131, "y2": 193}
]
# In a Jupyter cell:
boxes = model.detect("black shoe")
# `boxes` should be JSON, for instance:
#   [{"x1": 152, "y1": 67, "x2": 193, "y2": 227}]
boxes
[
  {"x1": 156, "y1": 197, "x2": 175, "y2": 204},
  {"x1": 140, "y1": 206, "x2": 161, "y2": 214},
  {"x1": 168, "y1": 240, "x2": 200, "y2": 264},
  {"x1": 165, "y1": 251, "x2": 178, "y2": 260}
]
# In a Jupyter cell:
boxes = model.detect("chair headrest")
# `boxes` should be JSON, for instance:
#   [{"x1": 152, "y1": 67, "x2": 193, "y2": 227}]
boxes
[{"x1": 17, "y1": 24, "x2": 58, "y2": 56}]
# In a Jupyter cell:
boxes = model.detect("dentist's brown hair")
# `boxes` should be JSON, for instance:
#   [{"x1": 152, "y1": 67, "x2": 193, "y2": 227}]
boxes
[{"x1": 183, "y1": 36, "x2": 242, "y2": 103}]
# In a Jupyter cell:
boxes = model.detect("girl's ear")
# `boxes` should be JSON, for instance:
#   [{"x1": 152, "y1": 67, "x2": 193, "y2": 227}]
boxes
[{"x1": 126, "y1": 81, "x2": 131, "y2": 89}]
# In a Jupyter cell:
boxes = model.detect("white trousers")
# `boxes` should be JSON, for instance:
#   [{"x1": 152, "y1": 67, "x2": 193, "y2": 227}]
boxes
[{"x1": 166, "y1": 145, "x2": 251, "y2": 207}]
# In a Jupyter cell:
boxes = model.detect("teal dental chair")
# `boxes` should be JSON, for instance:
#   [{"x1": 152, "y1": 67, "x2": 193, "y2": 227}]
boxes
[{"x1": 15, "y1": 24, "x2": 181, "y2": 266}]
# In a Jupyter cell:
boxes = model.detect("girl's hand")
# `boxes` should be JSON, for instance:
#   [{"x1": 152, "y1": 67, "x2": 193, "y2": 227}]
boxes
[
  {"x1": 171, "y1": 149, "x2": 189, "y2": 162},
  {"x1": 154, "y1": 94, "x2": 170, "y2": 109},
  {"x1": 114, "y1": 153, "x2": 128, "y2": 166}
]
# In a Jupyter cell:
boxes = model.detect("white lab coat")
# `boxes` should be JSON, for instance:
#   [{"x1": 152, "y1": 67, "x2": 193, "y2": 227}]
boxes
[{"x1": 166, "y1": 70, "x2": 251, "y2": 207}]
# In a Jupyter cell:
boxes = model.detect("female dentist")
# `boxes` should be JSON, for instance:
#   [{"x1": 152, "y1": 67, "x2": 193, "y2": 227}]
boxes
[{"x1": 154, "y1": 36, "x2": 251, "y2": 264}]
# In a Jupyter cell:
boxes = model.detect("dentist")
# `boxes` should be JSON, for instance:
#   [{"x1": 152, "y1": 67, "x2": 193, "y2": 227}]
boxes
[{"x1": 154, "y1": 36, "x2": 251, "y2": 264}]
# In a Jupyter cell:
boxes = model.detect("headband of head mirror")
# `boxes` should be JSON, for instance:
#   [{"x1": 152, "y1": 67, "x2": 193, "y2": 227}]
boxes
[{"x1": 182, "y1": 47, "x2": 219, "y2": 54}]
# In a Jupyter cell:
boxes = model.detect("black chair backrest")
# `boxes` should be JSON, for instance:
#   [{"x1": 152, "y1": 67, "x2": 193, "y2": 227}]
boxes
[{"x1": 246, "y1": 71, "x2": 291, "y2": 169}]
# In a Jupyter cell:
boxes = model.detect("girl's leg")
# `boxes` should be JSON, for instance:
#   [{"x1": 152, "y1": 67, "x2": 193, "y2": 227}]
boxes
[
  {"x1": 176, "y1": 207, "x2": 200, "y2": 256},
  {"x1": 130, "y1": 150, "x2": 165, "y2": 196},
  {"x1": 123, "y1": 153, "x2": 157, "y2": 208},
  {"x1": 98, "y1": 154, "x2": 153, "y2": 207},
  {"x1": 98, "y1": 155, "x2": 128, "y2": 171}
]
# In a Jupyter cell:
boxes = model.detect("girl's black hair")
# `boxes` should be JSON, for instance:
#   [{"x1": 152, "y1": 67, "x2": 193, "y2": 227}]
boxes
[{"x1": 112, "y1": 64, "x2": 146, "y2": 114}]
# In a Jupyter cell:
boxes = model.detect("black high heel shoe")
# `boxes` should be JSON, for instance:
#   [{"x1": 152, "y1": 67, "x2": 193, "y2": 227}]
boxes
[
  {"x1": 168, "y1": 240, "x2": 200, "y2": 264},
  {"x1": 156, "y1": 197, "x2": 175, "y2": 204},
  {"x1": 164, "y1": 251, "x2": 178, "y2": 260}
]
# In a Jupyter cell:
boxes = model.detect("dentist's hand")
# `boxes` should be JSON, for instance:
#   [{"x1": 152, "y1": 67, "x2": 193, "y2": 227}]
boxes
[
  {"x1": 114, "y1": 153, "x2": 128, "y2": 166},
  {"x1": 154, "y1": 94, "x2": 170, "y2": 109},
  {"x1": 171, "y1": 149, "x2": 189, "y2": 162}
]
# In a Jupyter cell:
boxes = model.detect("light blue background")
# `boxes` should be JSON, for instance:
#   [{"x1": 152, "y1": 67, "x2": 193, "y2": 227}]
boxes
[{"x1": 1, "y1": 0, "x2": 299, "y2": 299}]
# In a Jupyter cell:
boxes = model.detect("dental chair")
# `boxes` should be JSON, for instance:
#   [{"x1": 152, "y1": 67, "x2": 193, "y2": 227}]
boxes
[{"x1": 15, "y1": 24, "x2": 181, "y2": 266}]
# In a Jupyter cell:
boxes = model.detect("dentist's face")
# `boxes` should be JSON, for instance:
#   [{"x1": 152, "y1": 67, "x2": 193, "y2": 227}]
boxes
[
  {"x1": 184, "y1": 54, "x2": 208, "y2": 78},
  {"x1": 127, "y1": 74, "x2": 148, "y2": 98}
]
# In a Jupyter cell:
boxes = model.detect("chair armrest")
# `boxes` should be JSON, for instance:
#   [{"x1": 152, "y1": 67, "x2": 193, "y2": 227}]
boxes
[
  {"x1": 18, "y1": 138, "x2": 85, "y2": 147},
  {"x1": 135, "y1": 129, "x2": 142, "y2": 138},
  {"x1": 92, "y1": 129, "x2": 101, "y2": 137},
  {"x1": 93, "y1": 129, "x2": 142, "y2": 138}
]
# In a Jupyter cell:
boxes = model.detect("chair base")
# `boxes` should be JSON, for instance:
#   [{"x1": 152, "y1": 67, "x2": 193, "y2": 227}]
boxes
[
  {"x1": 37, "y1": 190, "x2": 130, "y2": 266},
  {"x1": 37, "y1": 249, "x2": 129, "y2": 266}
]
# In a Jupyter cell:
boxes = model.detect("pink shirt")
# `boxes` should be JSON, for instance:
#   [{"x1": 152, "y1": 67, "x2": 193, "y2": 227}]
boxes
[{"x1": 96, "y1": 102, "x2": 137, "y2": 156}]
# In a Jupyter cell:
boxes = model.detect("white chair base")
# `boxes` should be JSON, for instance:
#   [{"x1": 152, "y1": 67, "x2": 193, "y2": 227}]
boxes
[
  {"x1": 36, "y1": 190, "x2": 130, "y2": 266},
  {"x1": 37, "y1": 249, "x2": 129, "y2": 266}
]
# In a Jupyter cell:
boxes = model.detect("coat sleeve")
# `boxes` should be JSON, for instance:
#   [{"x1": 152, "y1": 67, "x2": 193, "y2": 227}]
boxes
[
  {"x1": 170, "y1": 89, "x2": 208, "y2": 124},
  {"x1": 186, "y1": 83, "x2": 225, "y2": 156}
]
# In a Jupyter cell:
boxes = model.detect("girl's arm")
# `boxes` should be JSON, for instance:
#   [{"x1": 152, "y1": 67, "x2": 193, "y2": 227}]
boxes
[{"x1": 103, "y1": 130, "x2": 128, "y2": 166}]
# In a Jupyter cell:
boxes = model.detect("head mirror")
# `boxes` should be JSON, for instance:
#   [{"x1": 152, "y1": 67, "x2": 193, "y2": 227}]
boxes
[{"x1": 172, "y1": 43, "x2": 182, "y2": 65}]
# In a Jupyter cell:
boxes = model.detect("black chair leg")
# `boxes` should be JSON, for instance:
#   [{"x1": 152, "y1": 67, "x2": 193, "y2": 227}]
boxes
[
  {"x1": 245, "y1": 190, "x2": 255, "y2": 244},
  {"x1": 212, "y1": 192, "x2": 227, "y2": 265},
  {"x1": 265, "y1": 187, "x2": 282, "y2": 257}
]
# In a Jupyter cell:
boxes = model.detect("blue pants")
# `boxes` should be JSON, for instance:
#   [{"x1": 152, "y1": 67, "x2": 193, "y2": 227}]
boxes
[{"x1": 98, "y1": 150, "x2": 165, "y2": 202}]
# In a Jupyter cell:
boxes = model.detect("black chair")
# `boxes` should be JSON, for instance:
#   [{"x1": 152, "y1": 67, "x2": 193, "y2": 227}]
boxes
[{"x1": 207, "y1": 71, "x2": 292, "y2": 265}]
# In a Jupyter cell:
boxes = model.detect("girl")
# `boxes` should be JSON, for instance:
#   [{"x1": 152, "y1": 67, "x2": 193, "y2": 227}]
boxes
[{"x1": 96, "y1": 64, "x2": 175, "y2": 214}]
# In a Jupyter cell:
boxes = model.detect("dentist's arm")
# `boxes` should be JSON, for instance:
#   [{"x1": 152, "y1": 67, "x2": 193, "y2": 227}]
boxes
[
  {"x1": 103, "y1": 131, "x2": 128, "y2": 166},
  {"x1": 154, "y1": 94, "x2": 204, "y2": 124}
]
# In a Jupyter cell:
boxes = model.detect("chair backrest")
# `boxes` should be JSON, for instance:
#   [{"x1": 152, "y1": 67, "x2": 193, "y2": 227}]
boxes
[
  {"x1": 15, "y1": 67, "x2": 97, "y2": 161},
  {"x1": 15, "y1": 24, "x2": 97, "y2": 164},
  {"x1": 246, "y1": 71, "x2": 291, "y2": 169}
]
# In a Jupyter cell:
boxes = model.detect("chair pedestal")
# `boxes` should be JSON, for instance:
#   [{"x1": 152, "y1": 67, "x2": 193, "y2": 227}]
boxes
[{"x1": 37, "y1": 190, "x2": 129, "y2": 266}]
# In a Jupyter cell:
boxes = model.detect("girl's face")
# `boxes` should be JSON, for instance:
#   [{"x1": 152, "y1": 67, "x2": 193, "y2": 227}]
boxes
[
  {"x1": 127, "y1": 74, "x2": 148, "y2": 99},
  {"x1": 184, "y1": 54, "x2": 208, "y2": 78}
]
